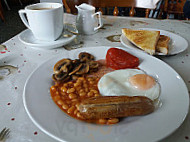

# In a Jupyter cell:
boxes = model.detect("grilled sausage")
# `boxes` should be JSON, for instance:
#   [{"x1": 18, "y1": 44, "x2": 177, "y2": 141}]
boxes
[{"x1": 79, "y1": 96, "x2": 154, "y2": 119}]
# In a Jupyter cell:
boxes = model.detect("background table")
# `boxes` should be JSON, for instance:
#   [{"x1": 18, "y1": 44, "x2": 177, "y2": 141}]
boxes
[{"x1": 0, "y1": 13, "x2": 190, "y2": 142}]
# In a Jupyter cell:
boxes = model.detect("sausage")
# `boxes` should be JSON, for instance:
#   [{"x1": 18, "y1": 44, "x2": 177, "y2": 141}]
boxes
[{"x1": 79, "y1": 96, "x2": 154, "y2": 119}]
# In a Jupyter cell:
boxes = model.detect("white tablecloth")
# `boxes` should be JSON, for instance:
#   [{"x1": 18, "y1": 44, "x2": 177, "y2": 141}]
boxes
[{"x1": 0, "y1": 13, "x2": 190, "y2": 142}]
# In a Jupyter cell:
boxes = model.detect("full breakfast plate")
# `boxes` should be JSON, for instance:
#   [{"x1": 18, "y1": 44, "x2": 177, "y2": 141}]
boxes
[
  {"x1": 120, "y1": 28, "x2": 188, "y2": 56},
  {"x1": 18, "y1": 24, "x2": 77, "y2": 50},
  {"x1": 23, "y1": 46, "x2": 189, "y2": 142}
]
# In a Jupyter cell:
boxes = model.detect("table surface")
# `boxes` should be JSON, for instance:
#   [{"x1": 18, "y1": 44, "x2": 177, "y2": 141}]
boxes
[{"x1": 0, "y1": 13, "x2": 190, "y2": 142}]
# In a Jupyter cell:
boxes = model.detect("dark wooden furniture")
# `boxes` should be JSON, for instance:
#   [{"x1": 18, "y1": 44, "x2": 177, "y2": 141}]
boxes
[
  {"x1": 62, "y1": 0, "x2": 71, "y2": 13},
  {"x1": 163, "y1": 0, "x2": 186, "y2": 19},
  {"x1": 0, "y1": 0, "x2": 5, "y2": 21},
  {"x1": 63, "y1": 0, "x2": 159, "y2": 18}
]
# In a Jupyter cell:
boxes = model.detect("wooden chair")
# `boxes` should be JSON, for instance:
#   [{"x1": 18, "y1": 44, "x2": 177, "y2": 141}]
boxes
[
  {"x1": 0, "y1": 0, "x2": 5, "y2": 21},
  {"x1": 163, "y1": 0, "x2": 186, "y2": 19},
  {"x1": 62, "y1": 0, "x2": 160, "y2": 18},
  {"x1": 0, "y1": 0, "x2": 11, "y2": 22},
  {"x1": 62, "y1": 0, "x2": 71, "y2": 13}
]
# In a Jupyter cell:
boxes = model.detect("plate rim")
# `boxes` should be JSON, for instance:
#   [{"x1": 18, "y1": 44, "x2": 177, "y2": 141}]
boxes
[{"x1": 23, "y1": 46, "x2": 190, "y2": 142}]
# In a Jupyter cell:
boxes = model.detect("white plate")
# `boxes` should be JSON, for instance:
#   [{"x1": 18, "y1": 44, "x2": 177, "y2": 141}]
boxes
[
  {"x1": 23, "y1": 46, "x2": 189, "y2": 142},
  {"x1": 120, "y1": 28, "x2": 188, "y2": 55},
  {"x1": 18, "y1": 25, "x2": 77, "y2": 50}
]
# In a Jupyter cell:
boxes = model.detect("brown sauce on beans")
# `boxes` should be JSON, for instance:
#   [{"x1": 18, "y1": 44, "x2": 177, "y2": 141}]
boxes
[{"x1": 50, "y1": 76, "x2": 119, "y2": 125}]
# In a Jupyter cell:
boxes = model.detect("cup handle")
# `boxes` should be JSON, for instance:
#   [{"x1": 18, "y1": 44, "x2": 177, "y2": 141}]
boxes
[
  {"x1": 92, "y1": 11, "x2": 103, "y2": 31},
  {"x1": 18, "y1": 9, "x2": 30, "y2": 29}
]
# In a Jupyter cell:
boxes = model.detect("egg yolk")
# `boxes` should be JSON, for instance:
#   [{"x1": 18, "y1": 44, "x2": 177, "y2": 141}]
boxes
[{"x1": 129, "y1": 74, "x2": 155, "y2": 90}]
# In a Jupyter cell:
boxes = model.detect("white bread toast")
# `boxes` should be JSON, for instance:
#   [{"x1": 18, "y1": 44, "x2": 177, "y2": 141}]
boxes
[
  {"x1": 156, "y1": 35, "x2": 170, "y2": 55},
  {"x1": 122, "y1": 28, "x2": 160, "y2": 55}
]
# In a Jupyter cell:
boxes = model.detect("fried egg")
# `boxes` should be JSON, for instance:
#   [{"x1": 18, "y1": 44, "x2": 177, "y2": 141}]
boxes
[{"x1": 98, "y1": 69, "x2": 160, "y2": 101}]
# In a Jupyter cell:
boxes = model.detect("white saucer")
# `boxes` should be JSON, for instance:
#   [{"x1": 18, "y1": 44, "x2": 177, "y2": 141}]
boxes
[{"x1": 18, "y1": 28, "x2": 77, "y2": 50}]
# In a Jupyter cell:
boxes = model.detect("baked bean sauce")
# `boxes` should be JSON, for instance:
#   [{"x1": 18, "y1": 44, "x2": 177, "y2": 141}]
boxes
[{"x1": 50, "y1": 76, "x2": 119, "y2": 125}]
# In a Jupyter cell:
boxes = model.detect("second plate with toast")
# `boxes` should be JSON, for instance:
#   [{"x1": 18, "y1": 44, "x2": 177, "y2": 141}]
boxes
[{"x1": 120, "y1": 28, "x2": 188, "y2": 56}]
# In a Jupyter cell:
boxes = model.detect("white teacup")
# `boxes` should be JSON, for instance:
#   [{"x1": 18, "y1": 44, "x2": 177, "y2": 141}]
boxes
[{"x1": 19, "y1": 3, "x2": 64, "y2": 41}]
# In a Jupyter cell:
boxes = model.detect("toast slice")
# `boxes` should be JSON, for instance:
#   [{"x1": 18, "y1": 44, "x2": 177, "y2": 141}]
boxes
[
  {"x1": 156, "y1": 35, "x2": 170, "y2": 55},
  {"x1": 122, "y1": 28, "x2": 160, "y2": 55}
]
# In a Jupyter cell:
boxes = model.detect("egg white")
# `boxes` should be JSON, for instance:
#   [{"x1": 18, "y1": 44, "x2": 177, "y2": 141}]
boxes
[{"x1": 98, "y1": 69, "x2": 160, "y2": 101}]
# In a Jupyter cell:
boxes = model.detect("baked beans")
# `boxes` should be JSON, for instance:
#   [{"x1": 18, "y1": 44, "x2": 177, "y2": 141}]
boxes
[{"x1": 50, "y1": 76, "x2": 119, "y2": 125}]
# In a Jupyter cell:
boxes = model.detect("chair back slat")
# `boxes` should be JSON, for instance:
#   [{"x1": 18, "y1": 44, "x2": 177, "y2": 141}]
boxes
[{"x1": 113, "y1": 7, "x2": 119, "y2": 16}]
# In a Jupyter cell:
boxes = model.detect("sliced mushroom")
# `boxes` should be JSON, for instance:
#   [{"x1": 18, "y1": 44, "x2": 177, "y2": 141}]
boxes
[
  {"x1": 60, "y1": 64, "x2": 72, "y2": 73},
  {"x1": 76, "y1": 63, "x2": 90, "y2": 75},
  {"x1": 79, "y1": 52, "x2": 94, "y2": 62},
  {"x1": 69, "y1": 60, "x2": 83, "y2": 75},
  {"x1": 52, "y1": 52, "x2": 99, "y2": 82},
  {"x1": 52, "y1": 71, "x2": 69, "y2": 82},
  {"x1": 72, "y1": 59, "x2": 80, "y2": 64},
  {"x1": 88, "y1": 61, "x2": 99, "y2": 69},
  {"x1": 53, "y1": 59, "x2": 72, "y2": 74},
  {"x1": 52, "y1": 74, "x2": 58, "y2": 82}
]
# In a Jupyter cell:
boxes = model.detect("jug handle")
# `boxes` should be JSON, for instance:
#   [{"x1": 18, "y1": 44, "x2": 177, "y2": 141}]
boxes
[{"x1": 92, "y1": 12, "x2": 103, "y2": 31}]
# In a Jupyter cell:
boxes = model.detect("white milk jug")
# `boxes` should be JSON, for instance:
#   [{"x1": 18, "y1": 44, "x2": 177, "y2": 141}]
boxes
[{"x1": 75, "y1": 3, "x2": 103, "y2": 35}]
